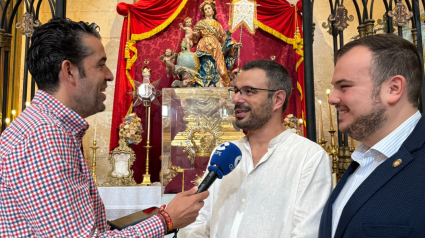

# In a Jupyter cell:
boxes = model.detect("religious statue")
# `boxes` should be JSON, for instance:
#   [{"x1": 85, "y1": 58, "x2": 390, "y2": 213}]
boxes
[
  {"x1": 192, "y1": 1, "x2": 242, "y2": 87},
  {"x1": 171, "y1": 70, "x2": 196, "y2": 88},
  {"x1": 159, "y1": 48, "x2": 177, "y2": 77},
  {"x1": 179, "y1": 17, "x2": 194, "y2": 52}
]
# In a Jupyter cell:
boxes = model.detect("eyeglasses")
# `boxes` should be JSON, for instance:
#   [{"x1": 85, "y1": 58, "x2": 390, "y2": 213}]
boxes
[{"x1": 228, "y1": 86, "x2": 278, "y2": 98}]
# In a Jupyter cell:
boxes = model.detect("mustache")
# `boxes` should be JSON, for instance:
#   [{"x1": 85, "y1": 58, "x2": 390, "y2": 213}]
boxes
[{"x1": 234, "y1": 104, "x2": 251, "y2": 110}]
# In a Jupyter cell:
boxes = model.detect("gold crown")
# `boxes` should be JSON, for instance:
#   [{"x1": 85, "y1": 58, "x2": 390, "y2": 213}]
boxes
[{"x1": 200, "y1": 1, "x2": 216, "y2": 11}]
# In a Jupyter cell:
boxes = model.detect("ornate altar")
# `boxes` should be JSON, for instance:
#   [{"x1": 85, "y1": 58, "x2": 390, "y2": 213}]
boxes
[{"x1": 161, "y1": 87, "x2": 244, "y2": 193}]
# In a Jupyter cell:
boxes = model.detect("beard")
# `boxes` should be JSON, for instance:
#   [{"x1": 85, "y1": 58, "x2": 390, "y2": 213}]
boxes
[
  {"x1": 235, "y1": 97, "x2": 273, "y2": 131},
  {"x1": 72, "y1": 80, "x2": 106, "y2": 118},
  {"x1": 341, "y1": 98, "x2": 388, "y2": 142}
]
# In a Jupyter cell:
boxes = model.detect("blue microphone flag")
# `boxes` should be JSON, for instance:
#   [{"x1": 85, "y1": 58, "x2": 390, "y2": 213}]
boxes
[{"x1": 208, "y1": 142, "x2": 242, "y2": 179}]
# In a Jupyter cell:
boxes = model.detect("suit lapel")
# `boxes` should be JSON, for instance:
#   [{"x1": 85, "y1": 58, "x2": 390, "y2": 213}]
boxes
[
  {"x1": 319, "y1": 161, "x2": 359, "y2": 238},
  {"x1": 333, "y1": 147, "x2": 414, "y2": 238},
  {"x1": 334, "y1": 115, "x2": 425, "y2": 238}
]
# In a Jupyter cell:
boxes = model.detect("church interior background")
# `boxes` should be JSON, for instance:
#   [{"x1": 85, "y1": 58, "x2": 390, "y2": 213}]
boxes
[{"x1": 1, "y1": 0, "x2": 424, "y2": 197}]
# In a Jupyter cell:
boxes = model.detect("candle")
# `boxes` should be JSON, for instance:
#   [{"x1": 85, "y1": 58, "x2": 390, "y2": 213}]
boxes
[
  {"x1": 25, "y1": 102, "x2": 30, "y2": 107},
  {"x1": 93, "y1": 114, "x2": 98, "y2": 141},
  {"x1": 318, "y1": 100, "x2": 324, "y2": 140},
  {"x1": 326, "y1": 89, "x2": 334, "y2": 130},
  {"x1": 11, "y1": 110, "x2": 16, "y2": 121},
  {"x1": 5, "y1": 118, "x2": 10, "y2": 126}
]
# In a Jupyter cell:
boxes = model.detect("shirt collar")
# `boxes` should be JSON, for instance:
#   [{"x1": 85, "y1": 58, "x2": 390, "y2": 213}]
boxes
[
  {"x1": 243, "y1": 128, "x2": 292, "y2": 150},
  {"x1": 352, "y1": 111, "x2": 421, "y2": 163},
  {"x1": 32, "y1": 90, "x2": 89, "y2": 140}
]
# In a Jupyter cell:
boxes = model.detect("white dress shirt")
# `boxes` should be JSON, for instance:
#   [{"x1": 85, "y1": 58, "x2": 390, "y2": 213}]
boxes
[
  {"x1": 331, "y1": 111, "x2": 422, "y2": 237},
  {"x1": 179, "y1": 129, "x2": 332, "y2": 238}
]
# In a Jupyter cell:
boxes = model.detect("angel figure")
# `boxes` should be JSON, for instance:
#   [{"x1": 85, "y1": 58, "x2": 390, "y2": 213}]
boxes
[
  {"x1": 159, "y1": 48, "x2": 177, "y2": 77},
  {"x1": 171, "y1": 70, "x2": 195, "y2": 88},
  {"x1": 179, "y1": 17, "x2": 194, "y2": 51}
]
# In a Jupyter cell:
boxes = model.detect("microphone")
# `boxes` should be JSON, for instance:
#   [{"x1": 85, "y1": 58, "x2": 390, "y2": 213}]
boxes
[{"x1": 196, "y1": 142, "x2": 242, "y2": 194}]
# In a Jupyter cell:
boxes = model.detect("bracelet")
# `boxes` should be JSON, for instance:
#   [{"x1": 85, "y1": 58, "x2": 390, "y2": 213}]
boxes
[
  {"x1": 158, "y1": 205, "x2": 173, "y2": 233},
  {"x1": 157, "y1": 213, "x2": 168, "y2": 234}
]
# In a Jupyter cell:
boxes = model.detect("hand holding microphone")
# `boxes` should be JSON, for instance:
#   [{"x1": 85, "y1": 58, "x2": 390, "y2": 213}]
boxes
[
  {"x1": 196, "y1": 142, "x2": 242, "y2": 194},
  {"x1": 164, "y1": 142, "x2": 241, "y2": 229}
]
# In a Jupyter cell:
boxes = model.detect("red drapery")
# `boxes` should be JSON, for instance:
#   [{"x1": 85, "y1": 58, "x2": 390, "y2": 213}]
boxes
[
  {"x1": 111, "y1": 0, "x2": 305, "y2": 183},
  {"x1": 256, "y1": 0, "x2": 305, "y2": 127}
]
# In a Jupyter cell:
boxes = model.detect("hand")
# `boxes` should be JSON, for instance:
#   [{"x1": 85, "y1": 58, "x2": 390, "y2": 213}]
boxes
[
  {"x1": 179, "y1": 23, "x2": 183, "y2": 27},
  {"x1": 234, "y1": 43, "x2": 242, "y2": 49},
  {"x1": 165, "y1": 186, "x2": 209, "y2": 229}
]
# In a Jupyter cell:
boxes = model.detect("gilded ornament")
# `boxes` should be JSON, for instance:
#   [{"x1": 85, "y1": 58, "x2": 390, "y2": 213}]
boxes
[
  {"x1": 183, "y1": 115, "x2": 223, "y2": 164},
  {"x1": 104, "y1": 113, "x2": 143, "y2": 186},
  {"x1": 191, "y1": 174, "x2": 203, "y2": 186},
  {"x1": 328, "y1": 5, "x2": 354, "y2": 31},
  {"x1": 388, "y1": 0, "x2": 413, "y2": 28},
  {"x1": 16, "y1": 12, "x2": 41, "y2": 38}
]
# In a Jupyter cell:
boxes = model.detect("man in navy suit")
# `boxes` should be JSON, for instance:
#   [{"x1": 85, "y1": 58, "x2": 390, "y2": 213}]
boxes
[{"x1": 319, "y1": 33, "x2": 425, "y2": 238}]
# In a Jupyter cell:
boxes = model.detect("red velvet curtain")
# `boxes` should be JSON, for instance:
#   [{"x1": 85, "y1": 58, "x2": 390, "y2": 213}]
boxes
[
  {"x1": 257, "y1": 0, "x2": 305, "y2": 127},
  {"x1": 111, "y1": 0, "x2": 305, "y2": 183}
]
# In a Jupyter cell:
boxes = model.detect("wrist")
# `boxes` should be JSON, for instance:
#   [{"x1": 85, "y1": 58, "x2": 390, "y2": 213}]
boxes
[{"x1": 158, "y1": 205, "x2": 173, "y2": 233}]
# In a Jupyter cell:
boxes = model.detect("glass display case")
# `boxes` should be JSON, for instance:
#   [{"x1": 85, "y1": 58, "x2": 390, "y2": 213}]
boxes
[{"x1": 161, "y1": 87, "x2": 244, "y2": 193}]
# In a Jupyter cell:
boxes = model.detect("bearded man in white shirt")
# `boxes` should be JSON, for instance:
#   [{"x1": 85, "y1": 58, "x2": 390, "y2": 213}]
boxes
[
  {"x1": 180, "y1": 59, "x2": 332, "y2": 238},
  {"x1": 319, "y1": 34, "x2": 425, "y2": 238}
]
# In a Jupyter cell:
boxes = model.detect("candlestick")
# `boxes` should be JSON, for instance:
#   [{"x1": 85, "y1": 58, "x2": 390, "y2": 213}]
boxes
[
  {"x1": 90, "y1": 141, "x2": 99, "y2": 186},
  {"x1": 332, "y1": 173, "x2": 337, "y2": 188},
  {"x1": 328, "y1": 128, "x2": 339, "y2": 182},
  {"x1": 93, "y1": 114, "x2": 98, "y2": 141},
  {"x1": 318, "y1": 100, "x2": 324, "y2": 140},
  {"x1": 141, "y1": 106, "x2": 152, "y2": 185},
  {"x1": 326, "y1": 89, "x2": 334, "y2": 130},
  {"x1": 349, "y1": 136, "x2": 355, "y2": 153}
]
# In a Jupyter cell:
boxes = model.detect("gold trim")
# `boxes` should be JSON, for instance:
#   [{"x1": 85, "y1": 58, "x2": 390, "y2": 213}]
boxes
[
  {"x1": 257, "y1": 21, "x2": 304, "y2": 57},
  {"x1": 131, "y1": 0, "x2": 188, "y2": 41},
  {"x1": 297, "y1": 81, "x2": 303, "y2": 101},
  {"x1": 123, "y1": 0, "x2": 188, "y2": 115},
  {"x1": 103, "y1": 140, "x2": 138, "y2": 186},
  {"x1": 296, "y1": 56, "x2": 303, "y2": 71}
]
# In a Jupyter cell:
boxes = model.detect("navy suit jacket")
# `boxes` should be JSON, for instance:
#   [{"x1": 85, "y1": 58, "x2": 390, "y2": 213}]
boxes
[{"x1": 319, "y1": 114, "x2": 425, "y2": 238}]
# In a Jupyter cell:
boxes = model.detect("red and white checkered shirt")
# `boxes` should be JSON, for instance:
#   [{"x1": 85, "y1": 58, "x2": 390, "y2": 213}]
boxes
[{"x1": 0, "y1": 90, "x2": 164, "y2": 237}]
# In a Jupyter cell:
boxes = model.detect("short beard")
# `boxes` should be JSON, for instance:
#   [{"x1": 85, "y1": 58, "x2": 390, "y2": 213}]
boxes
[
  {"x1": 341, "y1": 97, "x2": 388, "y2": 142},
  {"x1": 235, "y1": 98, "x2": 273, "y2": 131}
]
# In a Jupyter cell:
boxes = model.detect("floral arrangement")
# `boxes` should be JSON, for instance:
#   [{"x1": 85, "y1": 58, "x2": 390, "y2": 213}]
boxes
[
  {"x1": 119, "y1": 113, "x2": 143, "y2": 145},
  {"x1": 283, "y1": 114, "x2": 302, "y2": 135}
]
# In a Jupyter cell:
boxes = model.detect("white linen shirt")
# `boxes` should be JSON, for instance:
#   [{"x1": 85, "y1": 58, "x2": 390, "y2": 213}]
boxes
[
  {"x1": 179, "y1": 129, "x2": 332, "y2": 238},
  {"x1": 331, "y1": 111, "x2": 422, "y2": 237}
]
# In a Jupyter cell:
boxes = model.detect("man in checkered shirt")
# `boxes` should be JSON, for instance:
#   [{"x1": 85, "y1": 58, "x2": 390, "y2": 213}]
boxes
[{"x1": 0, "y1": 18, "x2": 209, "y2": 237}]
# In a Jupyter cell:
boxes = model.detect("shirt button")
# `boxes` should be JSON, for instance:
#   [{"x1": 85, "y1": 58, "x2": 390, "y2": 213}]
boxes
[{"x1": 242, "y1": 199, "x2": 246, "y2": 203}]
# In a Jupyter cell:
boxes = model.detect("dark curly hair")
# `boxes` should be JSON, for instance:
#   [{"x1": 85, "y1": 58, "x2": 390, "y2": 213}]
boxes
[{"x1": 27, "y1": 18, "x2": 101, "y2": 93}]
